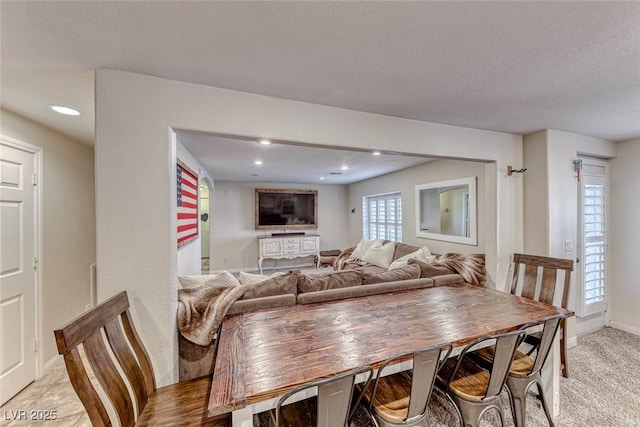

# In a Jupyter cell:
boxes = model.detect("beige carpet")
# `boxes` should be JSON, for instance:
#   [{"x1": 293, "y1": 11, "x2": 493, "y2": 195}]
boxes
[{"x1": 256, "y1": 327, "x2": 640, "y2": 427}]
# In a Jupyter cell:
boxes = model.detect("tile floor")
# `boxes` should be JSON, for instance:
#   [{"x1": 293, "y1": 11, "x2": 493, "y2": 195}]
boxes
[{"x1": 0, "y1": 358, "x2": 89, "y2": 427}]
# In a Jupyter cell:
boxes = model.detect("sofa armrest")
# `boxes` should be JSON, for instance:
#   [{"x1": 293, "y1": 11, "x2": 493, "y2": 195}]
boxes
[
  {"x1": 226, "y1": 294, "x2": 296, "y2": 315},
  {"x1": 431, "y1": 273, "x2": 465, "y2": 287},
  {"x1": 297, "y1": 277, "x2": 434, "y2": 305}
]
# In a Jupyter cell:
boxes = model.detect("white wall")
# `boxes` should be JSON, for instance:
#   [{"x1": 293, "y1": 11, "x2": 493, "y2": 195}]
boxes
[
  {"x1": 523, "y1": 130, "x2": 616, "y2": 341},
  {"x1": 348, "y1": 159, "x2": 488, "y2": 263},
  {"x1": 609, "y1": 139, "x2": 640, "y2": 335},
  {"x1": 1, "y1": 109, "x2": 96, "y2": 367},
  {"x1": 523, "y1": 131, "x2": 549, "y2": 255},
  {"x1": 210, "y1": 181, "x2": 349, "y2": 272},
  {"x1": 95, "y1": 69, "x2": 522, "y2": 384},
  {"x1": 175, "y1": 136, "x2": 214, "y2": 276}
]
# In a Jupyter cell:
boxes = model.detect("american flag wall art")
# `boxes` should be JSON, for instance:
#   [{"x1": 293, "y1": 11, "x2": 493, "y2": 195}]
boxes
[{"x1": 177, "y1": 161, "x2": 198, "y2": 248}]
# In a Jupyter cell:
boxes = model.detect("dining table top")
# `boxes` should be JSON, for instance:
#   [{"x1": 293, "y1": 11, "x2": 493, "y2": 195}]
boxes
[{"x1": 208, "y1": 283, "x2": 573, "y2": 417}]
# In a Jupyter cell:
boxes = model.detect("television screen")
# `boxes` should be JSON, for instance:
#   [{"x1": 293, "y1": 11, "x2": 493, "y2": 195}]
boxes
[{"x1": 255, "y1": 189, "x2": 317, "y2": 230}]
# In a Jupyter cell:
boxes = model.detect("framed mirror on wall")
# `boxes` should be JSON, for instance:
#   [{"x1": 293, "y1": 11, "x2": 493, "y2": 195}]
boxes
[{"x1": 415, "y1": 176, "x2": 477, "y2": 245}]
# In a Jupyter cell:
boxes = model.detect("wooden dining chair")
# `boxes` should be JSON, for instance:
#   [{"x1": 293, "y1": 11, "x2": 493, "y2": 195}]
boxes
[
  {"x1": 509, "y1": 253, "x2": 573, "y2": 378},
  {"x1": 54, "y1": 291, "x2": 229, "y2": 427},
  {"x1": 471, "y1": 315, "x2": 562, "y2": 427},
  {"x1": 269, "y1": 365, "x2": 373, "y2": 427},
  {"x1": 437, "y1": 330, "x2": 526, "y2": 427},
  {"x1": 361, "y1": 343, "x2": 452, "y2": 427}
]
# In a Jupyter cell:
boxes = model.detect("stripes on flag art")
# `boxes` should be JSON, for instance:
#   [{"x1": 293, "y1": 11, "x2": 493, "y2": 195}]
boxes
[{"x1": 177, "y1": 161, "x2": 198, "y2": 248}]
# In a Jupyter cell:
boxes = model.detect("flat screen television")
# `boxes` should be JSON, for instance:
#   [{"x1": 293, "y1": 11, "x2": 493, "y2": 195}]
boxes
[{"x1": 255, "y1": 188, "x2": 318, "y2": 231}]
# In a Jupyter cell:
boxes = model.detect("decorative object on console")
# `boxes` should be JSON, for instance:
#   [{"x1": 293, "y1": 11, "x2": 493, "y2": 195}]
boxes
[{"x1": 255, "y1": 188, "x2": 318, "y2": 230}]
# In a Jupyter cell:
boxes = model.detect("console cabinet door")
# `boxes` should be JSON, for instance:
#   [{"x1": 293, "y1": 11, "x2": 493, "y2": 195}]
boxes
[
  {"x1": 261, "y1": 239, "x2": 283, "y2": 257},
  {"x1": 300, "y1": 237, "x2": 319, "y2": 254}
]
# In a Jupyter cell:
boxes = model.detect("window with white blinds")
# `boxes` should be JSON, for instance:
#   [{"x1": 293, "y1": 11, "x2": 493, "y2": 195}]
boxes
[
  {"x1": 578, "y1": 171, "x2": 607, "y2": 317},
  {"x1": 362, "y1": 192, "x2": 402, "y2": 242}
]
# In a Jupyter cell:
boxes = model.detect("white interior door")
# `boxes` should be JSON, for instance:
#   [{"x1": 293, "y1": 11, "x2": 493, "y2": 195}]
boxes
[{"x1": 0, "y1": 141, "x2": 37, "y2": 405}]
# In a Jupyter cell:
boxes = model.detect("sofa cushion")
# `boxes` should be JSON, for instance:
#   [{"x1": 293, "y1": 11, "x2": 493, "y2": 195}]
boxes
[
  {"x1": 361, "y1": 241, "x2": 396, "y2": 269},
  {"x1": 228, "y1": 294, "x2": 296, "y2": 315},
  {"x1": 297, "y1": 269, "x2": 363, "y2": 293},
  {"x1": 351, "y1": 239, "x2": 384, "y2": 260},
  {"x1": 432, "y1": 273, "x2": 466, "y2": 287},
  {"x1": 408, "y1": 258, "x2": 457, "y2": 278},
  {"x1": 392, "y1": 242, "x2": 421, "y2": 260},
  {"x1": 238, "y1": 270, "x2": 286, "y2": 285},
  {"x1": 178, "y1": 271, "x2": 239, "y2": 289},
  {"x1": 362, "y1": 263, "x2": 421, "y2": 285},
  {"x1": 388, "y1": 246, "x2": 437, "y2": 270},
  {"x1": 297, "y1": 277, "x2": 435, "y2": 305},
  {"x1": 240, "y1": 270, "x2": 298, "y2": 300}
]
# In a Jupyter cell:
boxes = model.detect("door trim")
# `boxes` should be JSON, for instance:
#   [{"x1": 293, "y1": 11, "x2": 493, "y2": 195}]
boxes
[{"x1": 1, "y1": 135, "x2": 43, "y2": 379}]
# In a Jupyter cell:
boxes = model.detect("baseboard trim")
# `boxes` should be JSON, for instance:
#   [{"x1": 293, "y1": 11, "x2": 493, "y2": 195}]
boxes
[
  {"x1": 567, "y1": 335, "x2": 578, "y2": 348},
  {"x1": 42, "y1": 355, "x2": 61, "y2": 377},
  {"x1": 609, "y1": 321, "x2": 640, "y2": 337}
]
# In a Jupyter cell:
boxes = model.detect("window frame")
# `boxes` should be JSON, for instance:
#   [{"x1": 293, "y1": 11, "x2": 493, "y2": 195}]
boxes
[{"x1": 362, "y1": 191, "x2": 403, "y2": 242}]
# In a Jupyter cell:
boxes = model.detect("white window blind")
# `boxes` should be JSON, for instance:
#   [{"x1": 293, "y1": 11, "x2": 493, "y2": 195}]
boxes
[
  {"x1": 577, "y1": 172, "x2": 607, "y2": 317},
  {"x1": 362, "y1": 192, "x2": 402, "y2": 241}
]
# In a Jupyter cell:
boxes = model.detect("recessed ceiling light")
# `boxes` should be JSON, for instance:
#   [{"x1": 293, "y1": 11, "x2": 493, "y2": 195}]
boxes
[
  {"x1": 254, "y1": 160, "x2": 263, "y2": 165},
  {"x1": 372, "y1": 151, "x2": 381, "y2": 156},
  {"x1": 258, "y1": 139, "x2": 272, "y2": 145},
  {"x1": 49, "y1": 105, "x2": 81, "y2": 116},
  {"x1": 341, "y1": 165, "x2": 349, "y2": 171},
  {"x1": 319, "y1": 177, "x2": 325, "y2": 180}
]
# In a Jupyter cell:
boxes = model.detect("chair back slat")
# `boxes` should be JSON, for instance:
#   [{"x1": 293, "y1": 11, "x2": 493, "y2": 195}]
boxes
[
  {"x1": 539, "y1": 268, "x2": 558, "y2": 304},
  {"x1": 317, "y1": 374, "x2": 355, "y2": 427},
  {"x1": 521, "y1": 264, "x2": 538, "y2": 299},
  {"x1": 104, "y1": 318, "x2": 149, "y2": 415},
  {"x1": 486, "y1": 333, "x2": 523, "y2": 397},
  {"x1": 54, "y1": 291, "x2": 157, "y2": 427},
  {"x1": 530, "y1": 316, "x2": 562, "y2": 374},
  {"x1": 55, "y1": 292, "x2": 130, "y2": 352},
  {"x1": 121, "y1": 310, "x2": 156, "y2": 393},
  {"x1": 276, "y1": 365, "x2": 373, "y2": 427},
  {"x1": 510, "y1": 253, "x2": 573, "y2": 309},
  {"x1": 84, "y1": 330, "x2": 136, "y2": 427},
  {"x1": 63, "y1": 347, "x2": 111, "y2": 427},
  {"x1": 407, "y1": 347, "x2": 443, "y2": 419}
]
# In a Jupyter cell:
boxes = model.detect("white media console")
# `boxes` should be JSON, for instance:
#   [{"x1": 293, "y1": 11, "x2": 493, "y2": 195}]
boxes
[{"x1": 257, "y1": 234, "x2": 320, "y2": 274}]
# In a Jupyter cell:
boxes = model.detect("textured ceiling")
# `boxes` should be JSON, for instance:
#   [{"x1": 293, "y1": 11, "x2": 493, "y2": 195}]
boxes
[{"x1": 2, "y1": 1, "x2": 639, "y2": 147}]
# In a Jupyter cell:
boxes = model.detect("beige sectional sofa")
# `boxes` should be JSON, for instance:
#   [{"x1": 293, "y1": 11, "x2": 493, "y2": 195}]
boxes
[{"x1": 178, "y1": 246, "x2": 468, "y2": 380}]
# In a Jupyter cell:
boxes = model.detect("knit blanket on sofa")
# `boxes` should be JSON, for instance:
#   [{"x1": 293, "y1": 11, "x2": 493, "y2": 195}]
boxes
[
  {"x1": 433, "y1": 253, "x2": 487, "y2": 286},
  {"x1": 177, "y1": 285, "x2": 249, "y2": 346}
]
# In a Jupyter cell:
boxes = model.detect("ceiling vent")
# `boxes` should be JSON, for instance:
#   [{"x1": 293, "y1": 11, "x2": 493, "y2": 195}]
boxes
[{"x1": 329, "y1": 172, "x2": 343, "y2": 175}]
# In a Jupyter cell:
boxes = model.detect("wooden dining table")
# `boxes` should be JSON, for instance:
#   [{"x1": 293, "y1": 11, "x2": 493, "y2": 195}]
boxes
[{"x1": 208, "y1": 283, "x2": 573, "y2": 426}]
